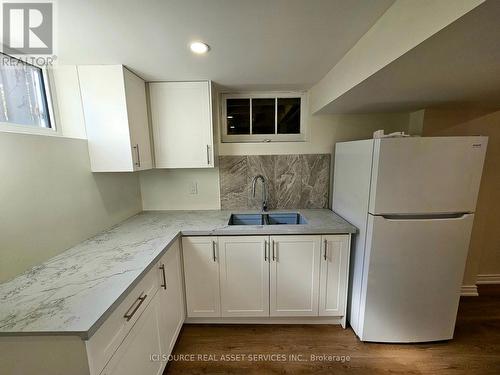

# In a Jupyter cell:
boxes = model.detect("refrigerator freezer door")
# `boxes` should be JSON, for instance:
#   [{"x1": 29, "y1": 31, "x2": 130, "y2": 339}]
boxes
[
  {"x1": 369, "y1": 136, "x2": 487, "y2": 215},
  {"x1": 359, "y1": 213, "x2": 474, "y2": 343}
]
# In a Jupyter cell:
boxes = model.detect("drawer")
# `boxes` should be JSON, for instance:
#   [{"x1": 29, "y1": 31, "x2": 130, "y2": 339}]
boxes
[
  {"x1": 86, "y1": 266, "x2": 160, "y2": 375},
  {"x1": 100, "y1": 292, "x2": 165, "y2": 375}
]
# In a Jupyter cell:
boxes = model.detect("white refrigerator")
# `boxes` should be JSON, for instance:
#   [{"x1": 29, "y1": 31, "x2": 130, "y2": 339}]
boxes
[{"x1": 333, "y1": 136, "x2": 487, "y2": 343}]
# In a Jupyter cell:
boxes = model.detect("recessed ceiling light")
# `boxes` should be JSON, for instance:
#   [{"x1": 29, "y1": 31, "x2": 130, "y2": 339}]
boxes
[{"x1": 190, "y1": 41, "x2": 210, "y2": 54}]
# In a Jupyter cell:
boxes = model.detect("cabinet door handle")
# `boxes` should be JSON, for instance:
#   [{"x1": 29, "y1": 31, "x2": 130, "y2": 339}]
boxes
[
  {"x1": 272, "y1": 240, "x2": 276, "y2": 261},
  {"x1": 212, "y1": 240, "x2": 217, "y2": 262},
  {"x1": 206, "y1": 145, "x2": 211, "y2": 165},
  {"x1": 123, "y1": 293, "x2": 147, "y2": 321},
  {"x1": 159, "y1": 264, "x2": 167, "y2": 290},
  {"x1": 323, "y1": 239, "x2": 328, "y2": 261},
  {"x1": 133, "y1": 144, "x2": 141, "y2": 167},
  {"x1": 264, "y1": 240, "x2": 268, "y2": 261}
]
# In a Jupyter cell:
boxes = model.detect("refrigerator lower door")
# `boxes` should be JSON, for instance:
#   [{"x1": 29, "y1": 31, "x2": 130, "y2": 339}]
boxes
[{"x1": 359, "y1": 213, "x2": 474, "y2": 343}]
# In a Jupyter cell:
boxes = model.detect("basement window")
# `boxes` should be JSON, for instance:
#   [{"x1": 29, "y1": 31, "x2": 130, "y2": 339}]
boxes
[
  {"x1": 0, "y1": 53, "x2": 55, "y2": 135},
  {"x1": 221, "y1": 92, "x2": 307, "y2": 143}
]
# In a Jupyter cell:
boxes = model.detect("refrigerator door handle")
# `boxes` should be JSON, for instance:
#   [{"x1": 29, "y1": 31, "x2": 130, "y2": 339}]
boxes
[{"x1": 379, "y1": 213, "x2": 471, "y2": 220}]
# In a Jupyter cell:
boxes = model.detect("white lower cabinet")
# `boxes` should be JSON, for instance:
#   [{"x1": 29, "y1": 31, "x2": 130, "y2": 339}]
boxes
[
  {"x1": 2, "y1": 235, "x2": 351, "y2": 375},
  {"x1": 157, "y1": 241, "x2": 185, "y2": 355},
  {"x1": 182, "y1": 236, "x2": 221, "y2": 317},
  {"x1": 219, "y1": 236, "x2": 269, "y2": 317},
  {"x1": 269, "y1": 235, "x2": 321, "y2": 316},
  {"x1": 100, "y1": 292, "x2": 164, "y2": 375},
  {"x1": 319, "y1": 235, "x2": 350, "y2": 316},
  {"x1": 183, "y1": 234, "x2": 350, "y2": 320},
  {"x1": 89, "y1": 239, "x2": 185, "y2": 375},
  {"x1": 86, "y1": 265, "x2": 159, "y2": 375}
]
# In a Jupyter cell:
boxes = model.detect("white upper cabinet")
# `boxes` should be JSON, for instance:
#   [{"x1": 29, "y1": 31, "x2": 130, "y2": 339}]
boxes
[
  {"x1": 78, "y1": 65, "x2": 152, "y2": 172},
  {"x1": 149, "y1": 81, "x2": 215, "y2": 168}
]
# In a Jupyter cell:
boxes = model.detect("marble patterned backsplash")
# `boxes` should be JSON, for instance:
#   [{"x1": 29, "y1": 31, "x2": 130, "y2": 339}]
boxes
[{"x1": 219, "y1": 154, "x2": 330, "y2": 210}]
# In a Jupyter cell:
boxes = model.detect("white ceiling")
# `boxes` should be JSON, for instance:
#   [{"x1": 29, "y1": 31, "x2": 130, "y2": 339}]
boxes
[
  {"x1": 57, "y1": 0, "x2": 394, "y2": 90},
  {"x1": 318, "y1": 0, "x2": 500, "y2": 113}
]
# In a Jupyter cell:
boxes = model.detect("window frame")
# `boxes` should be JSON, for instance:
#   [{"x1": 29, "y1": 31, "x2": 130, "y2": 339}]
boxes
[
  {"x1": 0, "y1": 55, "x2": 58, "y2": 136},
  {"x1": 221, "y1": 91, "x2": 307, "y2": 143}
]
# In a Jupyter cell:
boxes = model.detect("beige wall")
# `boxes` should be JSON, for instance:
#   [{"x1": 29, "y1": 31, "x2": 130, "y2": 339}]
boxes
[
  {"x1": 0, "y1": 132, "x2": 142, "y2": 283},
  {"x1": 140, "y1": 111, "x2": 410, "y2": 210},
  {"x1": 422, "y1": 107, "x2": 500, "y2": 285},
  {"x1": 140, "y1": 168, "x2": 220, "y2": 210},
  {"x1": 218, "y1": 111, "x2": 410, "y2": 156}
]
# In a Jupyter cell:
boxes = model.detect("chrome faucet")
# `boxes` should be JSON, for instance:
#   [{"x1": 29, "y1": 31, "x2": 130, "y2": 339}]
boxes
[{"x1": 251, "y1": 174, "x2": 268, "y2": 212}]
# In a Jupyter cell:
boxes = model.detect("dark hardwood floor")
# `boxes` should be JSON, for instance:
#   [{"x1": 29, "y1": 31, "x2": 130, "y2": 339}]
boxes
[{"x1": 164, "y1": 285, "x2": 500, "y2": 374}]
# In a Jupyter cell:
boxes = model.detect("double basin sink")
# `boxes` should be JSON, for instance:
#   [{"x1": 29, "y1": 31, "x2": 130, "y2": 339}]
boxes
[{"x1": 228, "y1": 212, "x2": 307, "y2": 225}]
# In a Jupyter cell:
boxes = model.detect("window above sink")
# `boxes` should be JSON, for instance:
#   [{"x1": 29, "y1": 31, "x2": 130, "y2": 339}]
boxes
[{"x1": 221, "y1": 92, "x2": 307, "y2": 143}]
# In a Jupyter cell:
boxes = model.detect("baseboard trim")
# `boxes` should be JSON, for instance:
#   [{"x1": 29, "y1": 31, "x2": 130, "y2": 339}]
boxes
[
  {"x1": 477, "y1": 274, "x2": 500, "y2": 284},
  {"x1": 461, "y1": 285, "x2": 478, "y2": 296},
  {"x1": 185, "y1": 316, "x2": 343, "y2": 325}
]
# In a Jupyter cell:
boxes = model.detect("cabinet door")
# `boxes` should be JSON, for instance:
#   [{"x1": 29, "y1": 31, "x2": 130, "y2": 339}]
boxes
[
  {"x1": 182, "y1": 237, "x2": 221, "y2": 317},
  {"x1": 219, "y1": 236, "x2": 269, "y2": 317},
  {"x1": 149, "y1": 81, "x2": 214, "y2": 168},
  {"x1": 101, "y1": 292, "x2": 165, "y2": 375},
  {"x1": 157, "y1": 241, "x2": 185, "y2": 355},
  {"x1": 78, "y1": 65, "x2": 134, "y2": 172},
  {"x1": 124, "y1": 68, "x2": 153, "y2": 171},
  {"x1": 270, "y1": 235, "x2": 321, "y2": 316},
  {"x1": 78, "y1": 65, "x2": 152, "y2": 172},
  {"x1": 86, "y1": 264, "x2": 159, "y2": 375},
  {"x1": 319, "y1": 235, "x2": 350, "y2": 316}
]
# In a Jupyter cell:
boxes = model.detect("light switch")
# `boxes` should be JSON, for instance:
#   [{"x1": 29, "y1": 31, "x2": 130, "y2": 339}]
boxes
[{"x1": 189, "y1": 181, "x2": 198, "y2": 195}]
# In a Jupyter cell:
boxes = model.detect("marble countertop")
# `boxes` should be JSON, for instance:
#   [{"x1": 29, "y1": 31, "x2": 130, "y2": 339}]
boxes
[{"x1": 0, "y1": 209, "x2": 356, "y2": 339}]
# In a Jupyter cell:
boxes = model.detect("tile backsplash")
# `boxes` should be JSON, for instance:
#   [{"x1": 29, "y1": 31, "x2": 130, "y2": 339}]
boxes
[{"x1": 219, "y1": 154, "x2": 330, "y2": 210}]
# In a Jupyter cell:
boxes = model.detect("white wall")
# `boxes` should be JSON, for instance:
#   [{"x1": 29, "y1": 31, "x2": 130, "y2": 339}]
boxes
[{"x1": 0, "y1": 132, "x2": 142, "y2": 283}]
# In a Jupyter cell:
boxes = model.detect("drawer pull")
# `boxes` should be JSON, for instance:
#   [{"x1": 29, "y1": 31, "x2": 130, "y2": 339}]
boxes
[
  {"x1": 159, "y1": 264, "x2": 167, "y2": 290},
  {"x1": 324, "y1": 239, "x2": 328, "y2": 261},
  {"x1": 124, "y1": 293, "x2": 147, "y2": 321}
]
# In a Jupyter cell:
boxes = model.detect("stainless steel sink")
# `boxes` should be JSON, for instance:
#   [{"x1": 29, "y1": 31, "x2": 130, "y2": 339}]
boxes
[
  {"x1": 228, "y1": 213, "x2": 265, "y2": 225},
  {"x1": 266, "y1": 212, "x2": 307, "y2": 225},
  {"x1": 228, "y1": 213, "x2": 307, "y2": 225}
]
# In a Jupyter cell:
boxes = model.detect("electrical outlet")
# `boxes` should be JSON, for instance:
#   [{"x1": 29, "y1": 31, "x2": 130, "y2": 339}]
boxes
[{"x1": 189, "y1": 181, "x2": 198, "y2": 195}]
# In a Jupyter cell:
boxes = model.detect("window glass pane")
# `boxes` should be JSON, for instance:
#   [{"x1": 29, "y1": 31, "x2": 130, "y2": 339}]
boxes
[
  {"x1": 0, "y1": 53, "x2": 51, "y2": 128},
  {"x1": 227, "y1": 98, "x2": 250, "y2": 135},
  {"x1": 277, "y1": 98, "x2": 300, "y2": 134},
  {"x1": 252, "y1": 98, "x2": 275, "y2": 134}
]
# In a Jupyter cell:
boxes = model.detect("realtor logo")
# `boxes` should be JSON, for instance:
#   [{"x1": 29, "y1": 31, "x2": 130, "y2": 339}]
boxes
[{"x1": 3, "y1": 2, "x2": 53, "y2": 54}]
